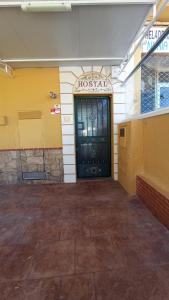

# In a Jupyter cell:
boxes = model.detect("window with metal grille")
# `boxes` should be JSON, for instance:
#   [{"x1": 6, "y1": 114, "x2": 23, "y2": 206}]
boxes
[
  {"x1": 141, "y1": 55, "x2": 169, "y2": 113},
  {"x1": 141, "y1": 65, "x2": 156, "y2": 113}
]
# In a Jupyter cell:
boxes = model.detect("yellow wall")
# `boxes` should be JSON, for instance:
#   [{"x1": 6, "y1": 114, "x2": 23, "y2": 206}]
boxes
[
  {"x1": 119, "y1": 114, "x2": 169, "y2": 197},
  {"x1": 0, "y1": 68, "x2": 62, "y2": 149},
  {"x1": 143, "y1": 115, "x2": 169, "y2": 196},
  {"x1": 147, "y1": 3, "x2": 169, "y2": 23},
  {"x1": 119, "y1": 120, "x2": 144, "y2": 194},
  {"x1": 157, "y1": 7, "x2": 169, "y2": 22},
  {"x1": 156, "y1": 2, "x2": 169, "y2": 22}
]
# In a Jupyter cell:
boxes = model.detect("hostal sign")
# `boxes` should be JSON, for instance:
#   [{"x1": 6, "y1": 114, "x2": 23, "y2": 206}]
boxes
[{"x1": 73, "y1": 72, "x2": 112, "y2": 94}]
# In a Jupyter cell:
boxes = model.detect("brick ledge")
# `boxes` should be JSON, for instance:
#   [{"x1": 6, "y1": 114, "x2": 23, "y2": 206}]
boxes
[{"x1": 136, "y1": 176, "x2": 169, "y2": 229}]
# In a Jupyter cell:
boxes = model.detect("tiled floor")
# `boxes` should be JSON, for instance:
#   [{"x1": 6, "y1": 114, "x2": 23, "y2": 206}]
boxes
[{"x1": 0, "y1": 180, "x2": 169, "y2": 299}]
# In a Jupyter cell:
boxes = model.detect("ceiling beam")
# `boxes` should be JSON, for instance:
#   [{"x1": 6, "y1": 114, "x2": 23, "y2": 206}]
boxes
[
  {"x1": 2, "y1": 57, "x2": 123, "y2": 63},
  {"x1": 0, "y1": 0, "x2": 155, "y2": 7}
]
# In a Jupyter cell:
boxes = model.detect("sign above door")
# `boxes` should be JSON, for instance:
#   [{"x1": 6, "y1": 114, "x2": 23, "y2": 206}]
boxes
[
  {"x1": 142, "y1": 26, "x2": 169, "y2": 53},
  {"x1": 73, "y1": 72, "x2": 112, "y2": 94}
]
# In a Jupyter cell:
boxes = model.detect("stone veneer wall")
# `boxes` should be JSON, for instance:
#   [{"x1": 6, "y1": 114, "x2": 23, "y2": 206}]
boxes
[{"x1": 0, "y1": 148, "x2": 63, "y2": 185}]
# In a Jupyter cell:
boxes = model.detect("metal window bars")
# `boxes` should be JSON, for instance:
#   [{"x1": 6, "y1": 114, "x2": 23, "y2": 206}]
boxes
[{"x1": 123, "y1": 26, "x2": 169, "y2": 116}]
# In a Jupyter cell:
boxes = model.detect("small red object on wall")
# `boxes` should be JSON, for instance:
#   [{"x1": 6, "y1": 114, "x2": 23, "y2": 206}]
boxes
[{"x1": 50, "y1": 104, "x2": 61, "y2": 115}]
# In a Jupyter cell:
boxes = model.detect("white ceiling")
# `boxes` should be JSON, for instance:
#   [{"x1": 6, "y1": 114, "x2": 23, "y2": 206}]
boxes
[{"x1": 0, "y1": 1, "x2": 153, "y2": 67}]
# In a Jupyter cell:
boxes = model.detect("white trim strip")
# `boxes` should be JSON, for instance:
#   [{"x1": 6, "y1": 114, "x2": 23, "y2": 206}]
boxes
[
  {"x1": 0, "y1": 1, "x2": 155, "y2": 7},
  {"x1": 2, "y1": 57, "x2": 123, "y2": 63},
  {"x1": 121, "y1": 107, "x2": 169, "y2": 123},
  {"x1": 138, "y1": 108, "x2": 169, "y2": 119}
]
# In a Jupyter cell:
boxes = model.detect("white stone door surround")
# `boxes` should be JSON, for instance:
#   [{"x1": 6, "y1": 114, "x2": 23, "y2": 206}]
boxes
[{"x1": 59, "y1": 66, "x2": 126, "y2": 183}]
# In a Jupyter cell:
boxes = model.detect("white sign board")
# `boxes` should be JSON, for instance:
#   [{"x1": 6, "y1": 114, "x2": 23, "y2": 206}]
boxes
[
  {"x1": 142, "y1": 26, "x2": 169, "y2": 53},
  {"x1": 73, "y1": 72, "x2": 112, "y2": 94}
]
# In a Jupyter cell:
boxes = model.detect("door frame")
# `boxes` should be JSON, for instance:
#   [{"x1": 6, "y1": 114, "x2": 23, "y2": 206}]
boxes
[{"x1": 74, "y1": 94, "x2": 112, "y2": 179}]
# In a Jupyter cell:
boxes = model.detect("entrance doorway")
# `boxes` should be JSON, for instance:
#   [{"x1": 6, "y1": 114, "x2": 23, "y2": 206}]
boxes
[{"x1": 74, "y1": 95, "x2": 111, "y2": 178}]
